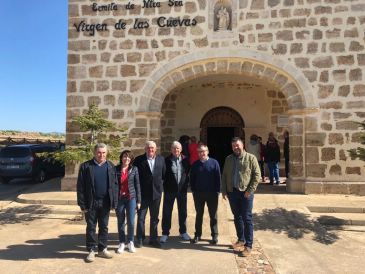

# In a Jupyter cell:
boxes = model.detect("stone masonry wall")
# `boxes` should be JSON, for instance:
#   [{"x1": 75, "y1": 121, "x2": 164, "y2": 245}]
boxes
[{"x1": 67, "y1": 0, "x2": 365, "y2": 184}]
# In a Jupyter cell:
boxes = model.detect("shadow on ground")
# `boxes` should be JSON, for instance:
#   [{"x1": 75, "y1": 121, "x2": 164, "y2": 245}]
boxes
[
  {"x1": 0, "y1": 234, "x2": 232, "y2": 261},
  {"x1": 0, "y1": 234, "x2": 86, "y2": 261},
  {"x1": 145, "y1": 236, "x2": 233, "y2": 254},
  {"x1": 253, "y1": 208, "x2": 341, "y2": 245}
]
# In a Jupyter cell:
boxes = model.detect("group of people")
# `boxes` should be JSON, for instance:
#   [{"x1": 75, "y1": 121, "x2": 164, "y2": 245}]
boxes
[
  {"x1": 246, "y1": 131, "x2": 289, "y2": 185},
  {"x1": 76, "y1": 137, "x2": 263, "y2": 263}
]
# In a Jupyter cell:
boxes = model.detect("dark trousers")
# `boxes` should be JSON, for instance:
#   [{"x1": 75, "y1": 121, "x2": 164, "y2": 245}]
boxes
[
  {"x1": 192, "y1": 192, "x2": 218, "y2": 239},
  {"x1": 227, "y1": 189, "x2": 254, "y2": 248},
  {"x1": 162, "y1": 191, "x2": 187, "y2": 236},
  {"x1": 258, "y1": 160, "x2": 265, "y2": 178},
  {"x1": 116, "y1": 197, "x2": 136, "y2": 243},
  {"x1": 285, "y1": 157, "x2": 289, "y2": 178},
  {"x1": 136, "y1": 198, "x2": 161, "y2": 242},
  {"x1": 85, "y1": 198, "x2": 111, "y2": 252}
]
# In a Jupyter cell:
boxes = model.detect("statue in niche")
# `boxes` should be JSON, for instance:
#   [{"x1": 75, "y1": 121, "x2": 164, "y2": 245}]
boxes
[{"x1": 216, "y1": 6, "x2": 230, "y2": 31}]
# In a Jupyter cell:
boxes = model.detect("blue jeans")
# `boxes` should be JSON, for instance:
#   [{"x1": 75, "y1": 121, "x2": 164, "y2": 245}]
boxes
[
  {"x1": 162, "y1": 191, "x2": 187, "y2": 236},
  {"x1": 267, "y1": 161, "x2": 280, "y2": 184},
  {"x1": 228, "y1": 189, "x2": 254, "y2": 248},
  {"x1": 116, "y1": 197, "x2": 136, "y2": 243}
]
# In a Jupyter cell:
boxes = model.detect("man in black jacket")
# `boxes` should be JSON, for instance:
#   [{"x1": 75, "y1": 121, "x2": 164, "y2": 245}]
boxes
[
  {"x1": 160, "y1": 141, "x2": 191, "y2": 244},
  {"x1": 265, "y1": 132, "x2": 281, "y2": 185},
  {"x1": 77, "y1": 143, "x2": 118, "y2": 263},
  {"x1": 134, "y1": 140, "x2": 166, "y2": 248}
]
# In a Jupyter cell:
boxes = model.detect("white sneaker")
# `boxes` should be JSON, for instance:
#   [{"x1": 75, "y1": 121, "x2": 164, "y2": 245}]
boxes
[
  {"x1": 128, "y1": 241, "x2": 136, "y2": 253},
  {"x1": 180, "y1": 233, "x2": 191, "y2": 241},
  {"x1": 117, "y1": 243, "x2": 125, "y2": 254},
  {"x1": 160, "y1": 235, "x2": 168, "y2": 243},
  {"x1": 98, "y1": 248, "x2": 113, "y2": 259},
  {"x1": 86, "y1": 250, "x2": 95, "y2": 262}
]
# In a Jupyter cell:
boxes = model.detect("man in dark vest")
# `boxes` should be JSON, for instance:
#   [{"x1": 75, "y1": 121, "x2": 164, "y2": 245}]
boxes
[
  {"x1": 77, "y1": 143, "x2": 118, "y2": 263},
  {"x1": 134, "y1": 140, "x2": 166, "y2": 248}
]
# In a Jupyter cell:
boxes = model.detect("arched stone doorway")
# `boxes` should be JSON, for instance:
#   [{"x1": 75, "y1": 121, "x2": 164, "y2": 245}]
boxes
[
  {"x1": 135, "y1": 49, "x2": 319, "y2": 194},
  {"x1": 200, "y1": 106, "x2": 244, "y2": 168}
]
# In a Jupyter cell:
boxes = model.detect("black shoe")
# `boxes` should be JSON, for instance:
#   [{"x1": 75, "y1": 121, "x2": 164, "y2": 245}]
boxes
[
  {"x1": 135, "y1": 239, "x2": 143, "y2": 248},
  {"x1": 190, "y1": 236, "x2": 200, "y2": 244},
  {"x1": 149, "y1": 240, "x2": 161, "y2": 248},
  {"x1": 210, "y1": 238, "x2": 218, "y2": 245}
]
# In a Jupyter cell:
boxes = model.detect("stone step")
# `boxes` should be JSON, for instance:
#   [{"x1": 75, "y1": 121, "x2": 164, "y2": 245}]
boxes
[
  {"x1": 1, "y1": 202, "x2": 124, "y2": 218},
  {"x1": 307, "y1": 206, "x2": 365, "y2": 214},
  {"x1": 313, "y1": 213, "x2": 365, "y2": 226},
  {"x1": 16, "y1": 191, "x2": 77, "y2": 206}
]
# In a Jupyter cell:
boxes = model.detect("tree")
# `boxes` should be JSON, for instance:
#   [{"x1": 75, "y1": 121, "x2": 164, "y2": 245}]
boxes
[
  {"x1": 348, "y1": 122, "x2": 365, "y2": 161},
  {"x1": 54, "y1": 105, "x2": 125, "y2": 164}
]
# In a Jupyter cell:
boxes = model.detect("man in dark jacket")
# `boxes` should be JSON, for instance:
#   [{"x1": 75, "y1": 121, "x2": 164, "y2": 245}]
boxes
[
  {"x1": 190, "y1": 144, "x2": 221, "y2": 245},
  {"x1": 77, "y1": 143, "x2": 118, "y2": 263},
  {"x1": 265, "y1": 132, "x2": 281, "y2": 185},
  {"x1": 134, "y1": 140, "x2": 166, "y2": 248},
  {"x1": 160, "y1": 141, "x2": 191, "y2": 244}
]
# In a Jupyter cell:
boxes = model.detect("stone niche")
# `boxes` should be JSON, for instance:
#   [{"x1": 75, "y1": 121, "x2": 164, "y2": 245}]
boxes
[{"x1": 209, "y1": 0, "x2": 238, "y2": 35}]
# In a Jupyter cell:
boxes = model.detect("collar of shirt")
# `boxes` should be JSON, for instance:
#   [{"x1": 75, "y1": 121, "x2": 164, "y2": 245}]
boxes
[
  {"x1": 173, "y1": 155, "x2": 181, "y2": 161},
  {"x1": 200, "y1": 157, "x2": 209, "y2": 163},
  {"x1": 93, "y1": 159, "x2": 107, "y2": 166},
  {"x1": 146, "y1": 154, "x2": 156, "y2": 160},
  {"x1": 234, "y1": 151, "x2": 246, "y2": 159}
]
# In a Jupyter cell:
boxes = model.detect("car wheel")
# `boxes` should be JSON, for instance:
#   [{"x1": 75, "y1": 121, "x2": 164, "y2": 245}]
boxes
[{"x1": 35, "y1": 170, "x2": 46, "y2": 183}]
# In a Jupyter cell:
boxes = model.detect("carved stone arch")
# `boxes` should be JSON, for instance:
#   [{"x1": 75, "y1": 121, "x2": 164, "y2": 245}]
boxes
[
  {"x1": 200, "y1": 106, "x2": 244, "y2": 143},
  {"x1": 137, "y1": 49, "x2": 318, "y2": 114}
]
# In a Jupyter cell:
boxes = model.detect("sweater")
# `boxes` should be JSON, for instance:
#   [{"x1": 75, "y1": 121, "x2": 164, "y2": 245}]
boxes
[
  {"x1": 93, "y1": 161, "x2": 109, "y2": 199},
  {"x1": 190, "y1": 158, "x2": 221, "y2": 193}
]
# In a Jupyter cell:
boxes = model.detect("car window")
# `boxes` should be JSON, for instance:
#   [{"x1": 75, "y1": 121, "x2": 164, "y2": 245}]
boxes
[
  {"x1": 0, "y1": 147, "x2": 31, "y2": 157},
  {"x1": 32, "y1": 146, "x2": 59, "y2": 153}
]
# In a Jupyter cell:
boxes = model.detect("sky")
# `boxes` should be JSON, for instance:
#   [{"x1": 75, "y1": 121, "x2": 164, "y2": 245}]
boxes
[{"x1": 0, "y1": 1, "x2": 67, "y2": 133}]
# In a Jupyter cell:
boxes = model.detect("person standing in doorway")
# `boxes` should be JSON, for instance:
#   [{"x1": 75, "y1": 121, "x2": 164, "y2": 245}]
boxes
[
  {"x1": 246, "y1": 134, "x2": 260, "y2": 163},
  {"x1": 257, "y1": 136, "x2": 266, "y2": 182},
  {"x1": 77, "y1": 143, "x2": 118, "y2": 263},
  {"x1": 221, "y1": 137, "x2": 261, "y2": 257},
  {"x1": 179, "y1": 135, "x2": 190, "y2": 160},
  {"x1": 265, "y1": 132, "x2": 281, "y2": 185},
  {"x1": 115, "y1": 150, "x2": 141, "y2": 254},
  {"x1": 283, "y1": 131, "x2": 290, "y2": 182},
  {"x1": 190, "y1": 144, "x2": 221, "y2": 245},
  {"x1": 188, "y1": 136, "x2": 199, "y2": 166},
  {"x1": 134, "y1": 141, "x2": 166, "y2": 248},
  {"x1": 160, "y1": 141, "x2": 191, "y2": 243}
]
